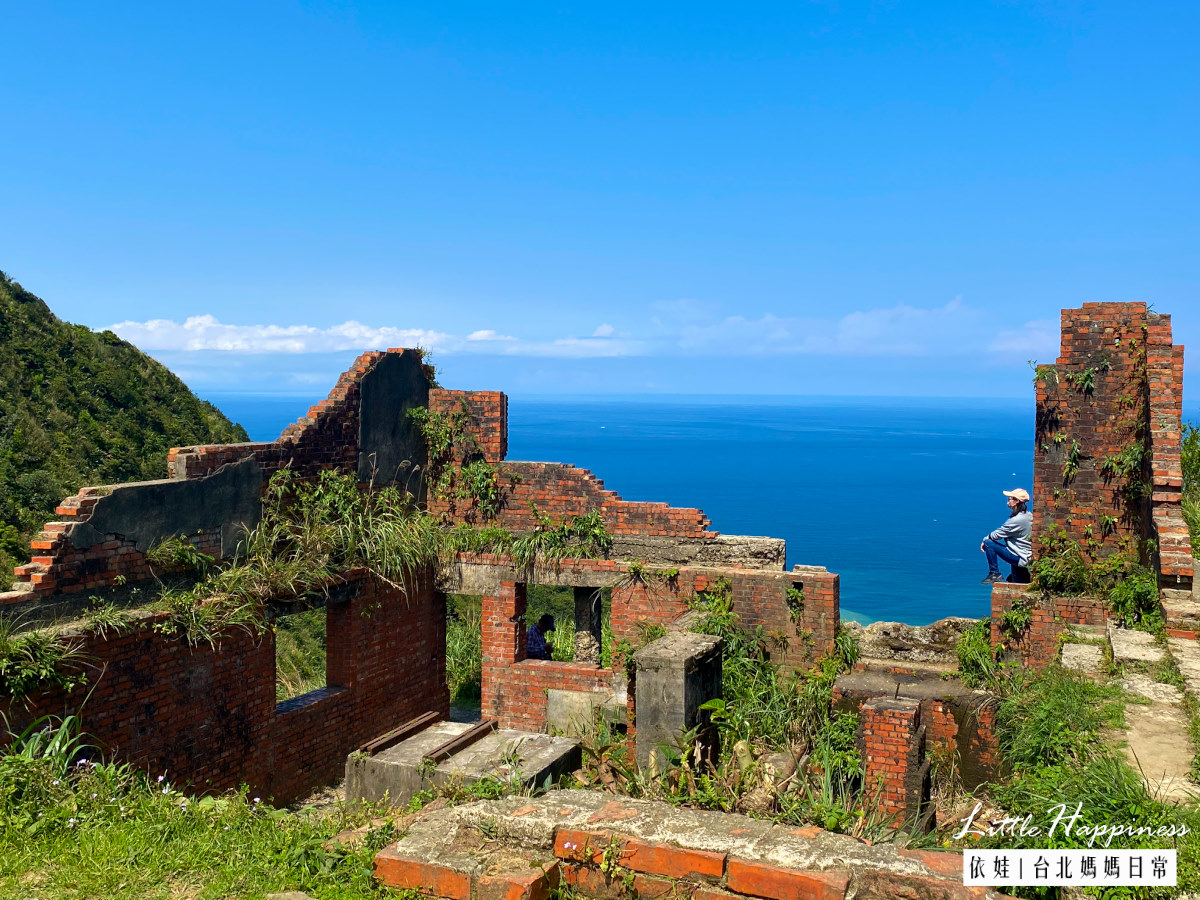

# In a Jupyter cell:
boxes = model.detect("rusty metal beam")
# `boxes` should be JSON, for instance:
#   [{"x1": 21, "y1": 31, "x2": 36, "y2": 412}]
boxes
[
  {"x1": 359, "y1": 710, "x2": 443, "y2": 756},
  {"x1": 422, "y1": 718, "x2": 498, "y2": 764}
]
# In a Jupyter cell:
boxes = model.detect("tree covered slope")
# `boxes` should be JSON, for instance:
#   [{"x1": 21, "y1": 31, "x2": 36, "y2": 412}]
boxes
[{"x1": 0, "y1": 271, "x2": 248, "y2": 574}]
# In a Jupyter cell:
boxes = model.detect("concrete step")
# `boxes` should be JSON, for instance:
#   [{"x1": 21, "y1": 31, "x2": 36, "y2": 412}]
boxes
[
  {"x1": 853, "y1": 656, "x2": 959, "y2": 679},
  {"x1": 1108, "y1": 623, "x2": 1164, "y2": 666},
  {"x1": 1061, "y1": 643, "x2": 1104, "y2": 677},
  {"x1": 346, "y1": 720, "x2": 580, "y2": 810}
]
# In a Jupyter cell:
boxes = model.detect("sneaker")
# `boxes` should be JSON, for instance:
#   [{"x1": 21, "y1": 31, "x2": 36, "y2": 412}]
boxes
[{"x1": 980, "y1": 573, "x2": 1003, "y2": 584}]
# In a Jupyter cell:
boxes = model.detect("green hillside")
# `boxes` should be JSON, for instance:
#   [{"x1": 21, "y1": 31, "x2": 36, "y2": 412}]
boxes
[{"x1": 0, "y1": 270, "x2": 248, "y2": 576}]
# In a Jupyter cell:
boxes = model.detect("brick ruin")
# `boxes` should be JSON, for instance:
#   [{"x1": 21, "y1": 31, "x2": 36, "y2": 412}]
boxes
[
  {"x1": 0, "y1": 346, "x2": 840, "y2": 805},
  {"x1": 993, "y1": 301, "x2": 1193, "y2": 666},
  {"x1": 0, "y1": 300, "x2": 1191, "y2": 898}
]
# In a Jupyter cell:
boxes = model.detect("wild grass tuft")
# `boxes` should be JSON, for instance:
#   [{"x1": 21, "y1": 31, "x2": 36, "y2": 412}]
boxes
[{"x1": 0, "y1": 715, "x2": 419, "y2": 899}]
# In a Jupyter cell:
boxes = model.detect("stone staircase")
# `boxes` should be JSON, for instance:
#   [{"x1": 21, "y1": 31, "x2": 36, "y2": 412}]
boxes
[{"x1": 1061, "y1": 619, "x2": 1198, "y2": 803}]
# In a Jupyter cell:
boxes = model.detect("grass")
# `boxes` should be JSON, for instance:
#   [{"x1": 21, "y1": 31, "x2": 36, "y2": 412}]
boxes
[
  {"x1": 943, "y1": 664, "x2": 1200, "y2": 898},
  {"x1": 447, "y1": 595, "x2": 483, "y2": 706},
  {"x1": 275, "y1": 608, "x2": 328, "y2": 703},
  {"x1": 0, "y1": 716, "x2": 422, "y2": 900}
]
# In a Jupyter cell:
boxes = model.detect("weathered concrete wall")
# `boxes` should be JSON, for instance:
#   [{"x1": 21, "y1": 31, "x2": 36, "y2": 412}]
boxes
[
  {"x1": 357, "y1": 350, "x2": 429, "y2": 485},
  {"x1": 0, "y1": 572, "x2": 449, "y2": 803},
  {"x1": 4, "y1": 348, "x2": 431, "y2": 604},
  {"x1": 633, "y1": 631, "x2": 722, "y2": 772}
]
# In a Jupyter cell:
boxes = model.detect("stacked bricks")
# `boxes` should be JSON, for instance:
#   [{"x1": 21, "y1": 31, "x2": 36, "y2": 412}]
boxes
[
  {"x1": 470, "y1": 557, "x2": 841, "y2": 732},
  {"x1": 480, "y1": 581, "x2": 614, "y2": 731},
  {"x1": 428, "y1": 389, "x2": 508, "y2": 463},
  {"x1": 376, "y1": 807, "x2": 989, "y2": 900},
  {"x1": 858, "y1": 697, "x2": 928, "y2": 823},
  {"x1": 1033, "y1": 302, "x2": 1191, "y2": 590},
  {"x1": 611, "y1": 565, "x2": 839, "y2": 670},
  {"x1": 831, "y1": 687, "x2": 999, "y2": 791},
  {"x1": 989, "y1": 582, "x2": 1106, "y2": 669},
  {"x1": 493, "y1": 461, "x2": 713, "y2": 537},
  {"x1": 423, "y1": 390, "x2": 715, "y2": 540},
  {"x1": 169, "y1": 348, "x2": 397, "y2": 480},
  {"x1": 0, "y1": 571, "x2": 449, "y2": 804},
  {"x1": 1147, "y1": 326, "x2": 1192, "y2": 587}
]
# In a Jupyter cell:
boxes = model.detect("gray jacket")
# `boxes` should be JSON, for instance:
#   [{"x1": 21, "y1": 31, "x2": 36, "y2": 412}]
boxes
[{"x1": 987, "y1": 510, "x2": 1033, "y2": 566}]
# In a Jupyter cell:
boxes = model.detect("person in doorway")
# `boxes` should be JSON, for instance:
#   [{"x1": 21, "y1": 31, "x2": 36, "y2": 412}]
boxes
[
  {"x1": 980, "y1": 488, "x2": 1033, "y2": 584},
  {"x1": 526, "y1": 614, "x2": 556, "y2": 660}
]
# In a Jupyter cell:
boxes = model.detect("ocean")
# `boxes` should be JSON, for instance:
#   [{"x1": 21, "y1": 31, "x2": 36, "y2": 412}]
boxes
[{"x1": 208, "y1": 393, "x2": 1049, "y2": 626}]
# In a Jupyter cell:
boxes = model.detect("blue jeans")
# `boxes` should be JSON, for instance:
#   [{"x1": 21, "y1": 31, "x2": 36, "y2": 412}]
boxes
[{"x1": 984, "y1": 539, "x2": 1022, "y2": 576}]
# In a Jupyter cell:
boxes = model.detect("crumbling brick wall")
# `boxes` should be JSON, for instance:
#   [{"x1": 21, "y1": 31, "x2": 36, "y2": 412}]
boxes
[
  {"x1": 0, "y1": 572, "x2": 448, "y2": 803},
  {"x1": 472, "y1": 557, "x2": 841, "y2": 730},
  {"x1": 3, "y1": 349, "x2": 427, "y2": 604},
  {"x1": 858, "y1": 697, "x2": 929, "y2": 824},
  {"x1": 989, "y1": 582, "x2": 1106, "y2": 669},
  {"x1": 1033, "y1": 302, "x2": 1190, "y2": 588}
]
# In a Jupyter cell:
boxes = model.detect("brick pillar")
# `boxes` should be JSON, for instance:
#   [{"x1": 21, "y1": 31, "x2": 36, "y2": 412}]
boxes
[
  {"x1": 481, "y1": 582, "x2": 526, "y2": 720},
  {"x1": 573, "y1": 586, "x2": 602, "y2": 664},
  {"x1": 859, "y1": 697, "x2": 931, "y2": 829}
]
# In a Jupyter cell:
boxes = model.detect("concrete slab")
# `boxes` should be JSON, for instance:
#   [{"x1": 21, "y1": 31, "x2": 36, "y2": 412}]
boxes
[
  {"x1": 1168, "y1": 637, "x2": 1200, "y2": 695},
  {"x1": 1061, "y1": 642, "x2": 1104, "y2": 676},
  {"x1": 1108, "y1": 624, "x2": 1165, "y2": 665},
  {"x1": 546, "y1": 688, "x2": 625, "y2": 737},
  {"x1": 1121, "y1": 699, "x2": 1197, "y2": 804},
  {"x1": 346, "y1": 722, "x2": 580, "y2": 808},
  {"x1": 376, "y1": 790, "x2": 1011, "y2": 899},
  {"x1": 1121, "y1": 673, "x2": 1184, "y2": 704}
]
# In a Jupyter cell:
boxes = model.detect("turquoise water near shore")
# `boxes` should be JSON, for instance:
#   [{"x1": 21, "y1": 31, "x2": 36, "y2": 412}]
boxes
[{"x1": 207, "y1": 393, "x2": 1050, "y2": 625}]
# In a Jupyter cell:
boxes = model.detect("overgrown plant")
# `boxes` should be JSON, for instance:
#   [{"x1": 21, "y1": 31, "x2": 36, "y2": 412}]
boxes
[
  {"x1": 0, "y1": 619, "x2": 85, "y2": 702},
  {"x1": 155, "y1": 468, "x2": 443, "y2": 647},
  {"x1": 408, "y1": 401, "x2": 507, "y2": 522}
]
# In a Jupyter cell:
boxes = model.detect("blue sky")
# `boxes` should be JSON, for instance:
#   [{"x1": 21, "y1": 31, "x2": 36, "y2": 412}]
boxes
[{"x1": 1, "y1": 1, "x2": 1196, "y2": 399}]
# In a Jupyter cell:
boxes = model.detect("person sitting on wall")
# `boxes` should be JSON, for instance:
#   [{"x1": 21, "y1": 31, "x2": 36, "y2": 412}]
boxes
[
  {"x1": 980, "y1": 488, "x2": 1033, "y2": 584},
  {"x1": 526, "y1": 614, "x2": 556, "y2": 660}
]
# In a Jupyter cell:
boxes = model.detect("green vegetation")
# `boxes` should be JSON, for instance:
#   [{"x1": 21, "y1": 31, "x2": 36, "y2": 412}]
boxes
[
  {"x1": 0, "y1": 272, "x2": 248, "y2": 578},
  {"x1": 963, "y1": 665, "x2": 1200, "y2": 898},
  {"x1": 1029, "y1": 528, "x2": 1161, "y2": 631},
  {"x1": 956, "y1": 618, "x2": 1002, "y2": 689},
  {"x1": 0, "y1": 715, "x2": 419, "y2": 899},
  {"x1": 154, "y1": 469, "x2": 443, "y2": 647},
  {"x1": 446, "y1": 594, "x2": 483, "y2": 706},
  {"x1": 407, "y1": 402, "x2": 506, "y2": 522},
  {"x1": 0, "y1": 620, "x2": 86, "y2": 703},
  {"x1": 275, "y1": 609, "x2": 328, "y2": 702},
  {"x1": 1184, "y1": 422, "x2": 1200, "y2": 556},
  {"x1": 570, "y1": 580, "x2": 882, "y2": 837}
]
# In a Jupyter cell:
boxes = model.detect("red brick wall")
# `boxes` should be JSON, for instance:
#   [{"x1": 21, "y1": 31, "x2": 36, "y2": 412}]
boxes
[
  {"x1": 0, "y1": 572, "x2": 448, "y2": 804},
  {"x1": 1033, "y1": 302, "x2": 1190, "y2": 587},
  {"x1": 858, "y1": 697, "x2": 925, "y2": 820},
  {"x1": 472, "y1": 557, "x2": 840, "y2": 731},
  {"x1": 491, "y1": 461, "x2": 714, "y2": 537},
  {"x1": 428, "y1": 389, "x2": 508, "y2": 463},
  {"x1": 170, "y1": 349, "x2": 398, "y2": 480},
  {"x1": 480, "y1": 581, "x2": 614, "y2": 730},
  {"x1": 3, "y1": 349, "x2": 417, "y2": 604},
  {"x1": 1149, "y1": 336, "x2": 1192, "y2": 584},
  {"x1": 989, "y1": 582, "x2": 1106, "y2": 669}
]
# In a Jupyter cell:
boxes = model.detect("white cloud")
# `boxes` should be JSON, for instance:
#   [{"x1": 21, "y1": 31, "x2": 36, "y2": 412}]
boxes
[
  {"x1": 467, "y1": 329, "x2": 516, "y2": 342},
  {"x1": 592, "y1": 323, "x2": 615, "y2": 337},
  {"x1": 109, "y1": 315, "x2": 451, "y2": 354},
  {"x1": 988, "y1": 319, "x2": 1059, "y2": 358}
]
